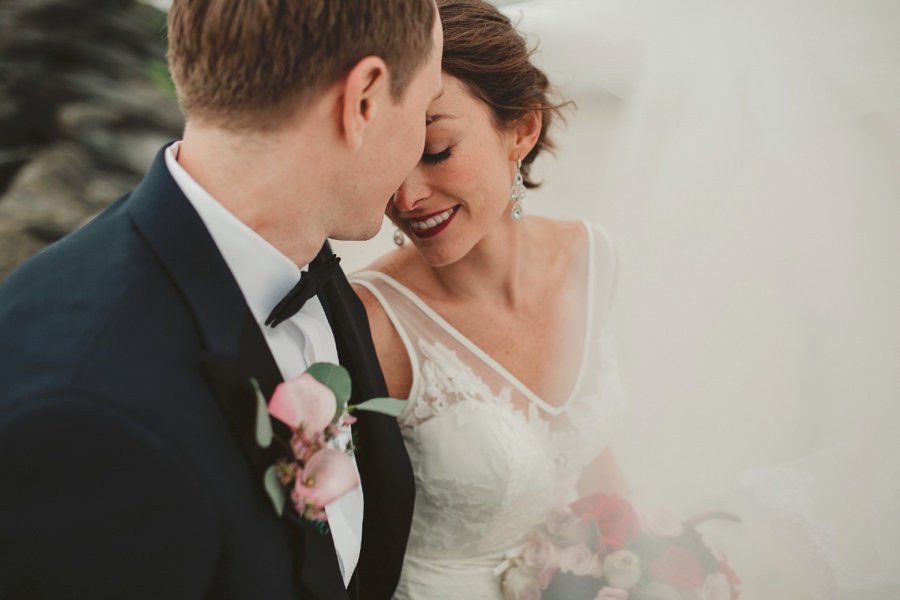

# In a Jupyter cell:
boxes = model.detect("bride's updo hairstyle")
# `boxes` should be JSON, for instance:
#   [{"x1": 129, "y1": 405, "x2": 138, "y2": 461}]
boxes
[{"x1": 437, "y1": 0, "x2": 568, "y2": 188}]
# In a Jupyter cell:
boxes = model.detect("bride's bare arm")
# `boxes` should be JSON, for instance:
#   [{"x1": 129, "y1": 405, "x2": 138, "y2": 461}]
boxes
[{"x1": 352, "y1": 283, "x2": 414, "y2": 400}]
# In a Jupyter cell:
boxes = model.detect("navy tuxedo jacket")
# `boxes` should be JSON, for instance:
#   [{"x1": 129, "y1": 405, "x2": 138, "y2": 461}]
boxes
[{"x1": 0, "y1": 147, "x2": 415, "y2": 599}]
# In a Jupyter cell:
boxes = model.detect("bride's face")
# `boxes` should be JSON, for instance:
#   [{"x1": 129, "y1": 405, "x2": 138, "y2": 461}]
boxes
[{"x1": 388, "y1": 75, "x2": 519, "y2": 266}]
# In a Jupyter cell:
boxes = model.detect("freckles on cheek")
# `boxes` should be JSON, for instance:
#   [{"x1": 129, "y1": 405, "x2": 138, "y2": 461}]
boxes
[{"x1": 450, "y1": 155, "x2": 483, "y2": 198}]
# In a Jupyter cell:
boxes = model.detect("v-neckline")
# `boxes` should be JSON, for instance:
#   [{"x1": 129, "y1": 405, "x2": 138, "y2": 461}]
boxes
[{"x1": 360, "y1": 221, "x2": 595, "y2": 417}]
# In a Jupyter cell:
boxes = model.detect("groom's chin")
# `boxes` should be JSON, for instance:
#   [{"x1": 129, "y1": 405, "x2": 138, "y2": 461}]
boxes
[{"x1": 329, "y1": 217, "x2": 384, "y2": 242}]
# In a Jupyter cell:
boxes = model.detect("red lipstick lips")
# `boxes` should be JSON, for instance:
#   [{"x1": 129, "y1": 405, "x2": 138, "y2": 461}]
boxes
[{"x1": 404, "y1": 206, "x2": 459, "y2": 239}]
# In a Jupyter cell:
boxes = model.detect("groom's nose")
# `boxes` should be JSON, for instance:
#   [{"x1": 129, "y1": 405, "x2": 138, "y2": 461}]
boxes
[{"x1": 394, "y1": 169, "x2": 430, "y2": 212}]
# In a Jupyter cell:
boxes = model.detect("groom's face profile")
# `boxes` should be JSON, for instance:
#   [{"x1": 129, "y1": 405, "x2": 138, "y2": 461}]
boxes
[
  {"x1": 166, "y1": 0, "x2": 444, "y2": 247},
  {"x1": 330, "y1": 11, "x2": 445, "y2": 242}
]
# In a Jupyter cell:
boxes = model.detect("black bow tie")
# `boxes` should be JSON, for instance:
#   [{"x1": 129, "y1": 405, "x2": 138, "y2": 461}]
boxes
[{"x1": 265, "y1": 248, "x2": 341, "y2": 328}]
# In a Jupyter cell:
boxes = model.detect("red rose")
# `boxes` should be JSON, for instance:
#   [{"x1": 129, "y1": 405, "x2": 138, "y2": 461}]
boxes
[
  {"x1": 569, "y1": 494, "x2": 640, "y2": 550},
  {"x1": 649, "y1": 546, "x2": 704, "y2": 589}
]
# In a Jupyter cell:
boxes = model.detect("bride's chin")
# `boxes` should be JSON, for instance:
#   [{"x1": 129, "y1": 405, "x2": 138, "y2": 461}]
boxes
[{"x1": 415, "y1": 245, "x2": 464, "y2": 268}]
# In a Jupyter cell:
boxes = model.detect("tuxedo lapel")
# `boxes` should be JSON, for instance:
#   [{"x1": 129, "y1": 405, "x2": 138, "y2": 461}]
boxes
[
  {"x1": 201, "y1": 317, "x2": 348, "y2": 600},
  {"x1": 199, "y1": 318, "x2": 282, "y2": 481},
  {"x1": 318, "y1": 246, "x2": 416, "y2": 600},
  {"x1": 128, "y1": 147, "x2": 348, "y2": 599}
]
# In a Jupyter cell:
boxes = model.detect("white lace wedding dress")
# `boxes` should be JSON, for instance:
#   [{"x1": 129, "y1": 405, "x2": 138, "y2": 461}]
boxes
[{"x1": 351, "y1": 223, "x2": 625, "y2": 599}]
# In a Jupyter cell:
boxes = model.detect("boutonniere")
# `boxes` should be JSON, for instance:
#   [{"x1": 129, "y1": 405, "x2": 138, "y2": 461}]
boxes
[{"x1": 251, "y1": 363, "x2": 404, "y2": 530}]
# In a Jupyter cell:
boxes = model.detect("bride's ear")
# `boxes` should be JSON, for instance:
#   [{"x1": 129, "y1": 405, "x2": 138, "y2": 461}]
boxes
[
  {"x1": 340, "y1": 56, "x2": 390, "y2": 150},
  {"x1": 510, "y1": 109, "x2": 542, "y2": 160}
]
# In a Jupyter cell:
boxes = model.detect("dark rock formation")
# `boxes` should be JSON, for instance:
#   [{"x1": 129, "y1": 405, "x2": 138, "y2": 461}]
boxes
[{"x1": 0, "y1": 0, "x2": 182, "y2": 280}]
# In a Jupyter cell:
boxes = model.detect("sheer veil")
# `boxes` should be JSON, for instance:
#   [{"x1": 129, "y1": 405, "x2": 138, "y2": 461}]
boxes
[
  {"x1": 339, "y1": 1, "x2": 899, "y2": 597},
  {"x1": 494, "y1": 0, "x2": 900, "y2": 597}
]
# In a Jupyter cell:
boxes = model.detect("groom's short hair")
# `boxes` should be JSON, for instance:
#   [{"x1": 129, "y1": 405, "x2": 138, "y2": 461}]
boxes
[{"x1": 167, "y1": 0, "x2": 437, "y2": 131}]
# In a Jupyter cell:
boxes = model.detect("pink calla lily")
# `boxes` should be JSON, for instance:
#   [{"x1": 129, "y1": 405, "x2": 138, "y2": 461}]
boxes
[
  {"x1": 268, "y1": 373, "x2": 337, "y2": 433},
  {"x1": 293, "y1": 448, "x2": 360, "y2": 507}
]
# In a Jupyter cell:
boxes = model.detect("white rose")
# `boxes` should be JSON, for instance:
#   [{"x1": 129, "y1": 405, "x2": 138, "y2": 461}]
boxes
[
  {"x1": 602, "y1": 550, "x2": 642, "y2": 589},
  {"x1": 523, "y1": 536, "x2": 560, "y2": 574},
  {"x1": 558, "y1": 544, "x2": 602, "y2": 577},
  {"x1": 641, "y1": 508, "x2": 684, "y2": 538},
  {"x1": 502, "y1": 562, "x2": 542, "y2": 600},
  {"x1": 544, "y1": 510, "x2": 589, "y2": 545},
  {"x1": 701, "y1": 573, "x2": 732, "y2": 600}
]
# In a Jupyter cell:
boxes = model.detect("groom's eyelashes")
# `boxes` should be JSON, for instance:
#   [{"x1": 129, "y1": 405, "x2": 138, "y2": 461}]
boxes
[{"x1": 422, "y1": 148, "x2": 452, "y2": 165}]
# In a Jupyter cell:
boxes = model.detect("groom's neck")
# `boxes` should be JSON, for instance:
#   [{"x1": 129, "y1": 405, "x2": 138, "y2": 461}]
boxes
[{"x1": 177, "y1": 119, "x2": 336, "y2": 268}]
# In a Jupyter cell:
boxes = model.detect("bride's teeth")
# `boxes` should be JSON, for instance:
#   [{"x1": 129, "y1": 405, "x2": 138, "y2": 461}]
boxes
[{"x1": 409, "y1": 207, "x2": 455, "y2": 231}]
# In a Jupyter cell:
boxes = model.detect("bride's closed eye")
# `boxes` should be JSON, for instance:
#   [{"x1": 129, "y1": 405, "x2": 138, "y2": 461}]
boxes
[{"x1": 422, "y1": 147, "x2": 452, "y2": 165}]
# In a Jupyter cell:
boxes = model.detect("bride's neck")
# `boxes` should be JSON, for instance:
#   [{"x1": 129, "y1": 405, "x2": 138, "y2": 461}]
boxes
[{"x1": 429, "y1": 218, "x2": 535, "y2": 307}]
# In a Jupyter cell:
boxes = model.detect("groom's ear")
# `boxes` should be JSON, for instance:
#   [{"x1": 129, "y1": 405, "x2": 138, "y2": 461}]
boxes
[{"x1": 340, "y1": 56, "x2": 390, "y2": 150}]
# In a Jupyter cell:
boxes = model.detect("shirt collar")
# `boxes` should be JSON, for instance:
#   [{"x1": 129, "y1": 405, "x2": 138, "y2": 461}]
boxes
[{"x1": 164, "y1": 141, "x2": 307, "y2": 326}]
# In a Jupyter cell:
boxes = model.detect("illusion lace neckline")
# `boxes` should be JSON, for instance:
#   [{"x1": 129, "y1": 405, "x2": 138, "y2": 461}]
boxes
[{"x1": 356, "y1": 221, "x2": 596, "y2": 416}]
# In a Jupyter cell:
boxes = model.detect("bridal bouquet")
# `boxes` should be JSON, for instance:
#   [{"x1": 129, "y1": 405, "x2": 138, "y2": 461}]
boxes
[
  {"x1": 252, "y1": 363, "x2": 405, "y2": 528},
  {"x1": 499, "y1": 494, "x2": 741, "y2": 600}
]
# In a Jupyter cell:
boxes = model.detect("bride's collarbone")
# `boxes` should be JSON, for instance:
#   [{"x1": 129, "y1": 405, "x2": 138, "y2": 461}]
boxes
[{"x1": 430, "y1": 295, "x2": 584, "y2": 398}]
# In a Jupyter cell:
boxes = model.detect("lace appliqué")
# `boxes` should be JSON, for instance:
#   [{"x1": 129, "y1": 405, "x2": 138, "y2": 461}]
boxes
[{"x1": 399, "y1": 334, "x2": 625, "y2": 561}]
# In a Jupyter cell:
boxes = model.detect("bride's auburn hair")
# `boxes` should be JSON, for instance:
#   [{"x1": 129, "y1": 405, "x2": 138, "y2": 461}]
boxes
[{"x1": 437, "y1": 0, "x2": 569, "y2": 188}]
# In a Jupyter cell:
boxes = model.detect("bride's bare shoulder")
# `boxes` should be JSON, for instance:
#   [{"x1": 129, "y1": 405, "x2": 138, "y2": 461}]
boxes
[
  {"x1": 350, "y1": 246, "x2": 425, "y2": 318},
  {"x1": 527, "y1": 216, "x2": 589, "y2": 257}
]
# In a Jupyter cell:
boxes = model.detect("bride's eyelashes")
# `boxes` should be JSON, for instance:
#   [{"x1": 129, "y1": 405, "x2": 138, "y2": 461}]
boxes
[{"x1": 422, "y1": 147, "x2": 452, "y2": 165}]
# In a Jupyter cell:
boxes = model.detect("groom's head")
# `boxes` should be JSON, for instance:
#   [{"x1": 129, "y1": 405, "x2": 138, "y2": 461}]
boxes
[{"x1": 166, "y1": 0, "x2": 443, "y2": 242}]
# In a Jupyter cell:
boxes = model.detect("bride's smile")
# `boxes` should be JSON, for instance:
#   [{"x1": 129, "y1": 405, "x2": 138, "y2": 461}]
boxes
[
  {"x1": 387, "y1": 75, "x2": 538, "y2": 267},
  {"x1": 402, "y1": 205, "x2": 460, "y2": 237}
]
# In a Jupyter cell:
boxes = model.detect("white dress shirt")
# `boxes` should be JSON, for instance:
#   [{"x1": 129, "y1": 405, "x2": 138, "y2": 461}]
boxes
[{"x1": 165, "y1": 142, "x2": 362, "y2": 587}]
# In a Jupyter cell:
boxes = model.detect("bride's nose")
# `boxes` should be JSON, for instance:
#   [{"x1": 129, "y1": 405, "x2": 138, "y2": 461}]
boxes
[{"x1": 393, "y1": 168, "x2": 430, "y2": 213}]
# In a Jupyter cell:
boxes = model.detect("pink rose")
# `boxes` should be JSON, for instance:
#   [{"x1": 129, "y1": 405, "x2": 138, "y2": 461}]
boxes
[
  {"x1": 570, "y1": 494, "x2": 641, "y2": 550},
  {"x1": 558, "y1": 544, "x2": 603, "y2": 577},
  {"x1": 292, "y1": 448, "x2": 359, "y2": 509},
  {"x1": 268, "y1": 373, "x2": 337, "y2": 432},
  {"x1": 290, "y1": 429, "x2": 325, "y2": 463}
]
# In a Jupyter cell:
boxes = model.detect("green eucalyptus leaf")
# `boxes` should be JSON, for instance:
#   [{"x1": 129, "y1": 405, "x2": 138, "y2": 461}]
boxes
[
  {"x1": 306, "y1": 363, "x2": 352, "y2": 412},
  {"x1": 250, "y1": 378, "x2": 273, "y2": 448},
  {"x1": 263, "y1": 466, "x2": 286, "y2": 517},
  {"x1": 352, "y1": 397, "x2": 407, "y2": 418}
]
